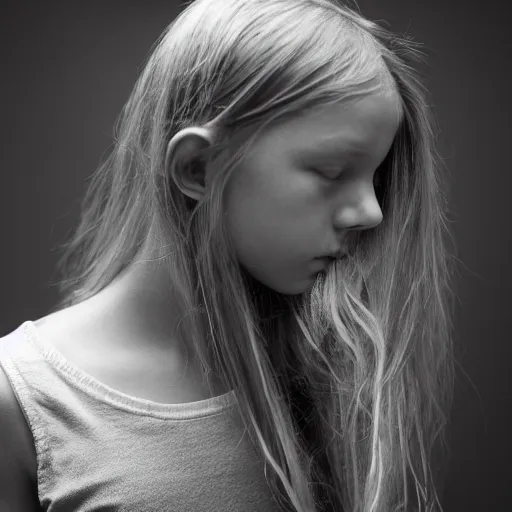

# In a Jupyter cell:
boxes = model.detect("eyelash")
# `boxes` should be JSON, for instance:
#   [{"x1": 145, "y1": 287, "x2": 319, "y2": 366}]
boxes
[
  {"x1": 313, "y1": 168, "x2": 384, "y2": 186},
  {"x1": 312, "y1": 168, "x2": 344, "y2": 181}
]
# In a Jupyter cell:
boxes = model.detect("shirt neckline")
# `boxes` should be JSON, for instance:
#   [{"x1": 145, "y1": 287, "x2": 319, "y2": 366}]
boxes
[{"x1": 22, "y1": 320, "x2": 238, "y2": 420}]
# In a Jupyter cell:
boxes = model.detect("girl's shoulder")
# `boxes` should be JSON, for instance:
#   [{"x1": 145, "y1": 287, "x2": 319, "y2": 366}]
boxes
[{"x1": 0, "y1": 363, "x2": 41, "y2": 509}]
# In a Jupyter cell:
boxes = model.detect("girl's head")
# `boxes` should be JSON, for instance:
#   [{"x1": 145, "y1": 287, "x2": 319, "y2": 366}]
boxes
[
  {"x1": 169, "y1": 90, "x2": 401, "y2": 296},
  {"x1": 53, "y1": 1, "x2": 456, "y2": 511}
]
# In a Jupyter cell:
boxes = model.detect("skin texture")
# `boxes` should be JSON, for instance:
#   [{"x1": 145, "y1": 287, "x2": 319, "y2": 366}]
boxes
[{"x1": 222, "y1": 91, "x2": 402, "y2": 294}]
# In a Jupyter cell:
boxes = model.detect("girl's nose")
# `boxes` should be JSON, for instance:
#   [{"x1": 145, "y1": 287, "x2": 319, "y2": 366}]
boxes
[{"x1": 334, "y1": 188, "x2": 384, "y2": 231}]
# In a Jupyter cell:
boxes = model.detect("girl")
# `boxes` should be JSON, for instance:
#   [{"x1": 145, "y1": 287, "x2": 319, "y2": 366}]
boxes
[{"x1": 0, "y1": 0, "x2": 456, "y2": 511}]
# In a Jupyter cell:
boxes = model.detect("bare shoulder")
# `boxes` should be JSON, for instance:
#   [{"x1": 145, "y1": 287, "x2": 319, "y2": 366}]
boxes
[{"x1": 0, "y1": 363, "x2": 41, "y2": 510}]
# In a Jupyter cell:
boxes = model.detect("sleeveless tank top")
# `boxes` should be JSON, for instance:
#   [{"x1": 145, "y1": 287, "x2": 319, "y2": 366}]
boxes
[{"x1": 0, "y1": 321, "x2": 279, "y2": 511}]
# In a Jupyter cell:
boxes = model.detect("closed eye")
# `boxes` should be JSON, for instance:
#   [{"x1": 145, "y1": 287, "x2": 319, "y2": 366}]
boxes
[
  {"x1": 311, "y1": 167, "x2": 345, "y2": 181},
  {"x1": 313, "y1": 166, "x2": 385, "y2": 190}
]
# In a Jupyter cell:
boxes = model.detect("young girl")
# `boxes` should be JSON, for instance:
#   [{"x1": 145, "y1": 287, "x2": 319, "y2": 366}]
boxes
[{"x1": 0, "y1": 0, "x2": 456, "y2": 510}]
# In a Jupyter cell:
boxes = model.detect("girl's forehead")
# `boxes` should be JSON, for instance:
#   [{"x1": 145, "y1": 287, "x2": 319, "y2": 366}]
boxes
[
  {"x1": 317, "y1": 86, "x2": 402, "y2": 121},
  {"x1": 262, "y1": 92, "x2": 402, "y2": 150}
]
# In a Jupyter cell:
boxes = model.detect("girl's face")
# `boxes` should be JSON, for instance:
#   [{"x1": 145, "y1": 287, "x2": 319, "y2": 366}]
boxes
[{"x1": 225, "y1": 91, "x2": 402, "y2": 295}]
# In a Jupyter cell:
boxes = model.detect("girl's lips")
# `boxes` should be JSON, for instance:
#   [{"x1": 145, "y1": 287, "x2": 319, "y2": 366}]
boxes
[{"x1": 319, "y1": 253, "x2": 347, "y2": 260}]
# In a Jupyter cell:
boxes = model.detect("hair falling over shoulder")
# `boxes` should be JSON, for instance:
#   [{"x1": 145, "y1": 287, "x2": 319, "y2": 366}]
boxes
[{"x1": 50, "y1": 1, "x2": 457, "y2": 510}]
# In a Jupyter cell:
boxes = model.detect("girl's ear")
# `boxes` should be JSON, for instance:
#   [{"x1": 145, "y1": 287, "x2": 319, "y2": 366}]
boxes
[{"x1": 165, "y1": 127, "x2": 214, "y2": 201}]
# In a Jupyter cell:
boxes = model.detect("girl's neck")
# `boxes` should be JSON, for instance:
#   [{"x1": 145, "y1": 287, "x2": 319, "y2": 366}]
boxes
[{"x1": 91, "y1": 259, "x2": 189, "y2": 351}]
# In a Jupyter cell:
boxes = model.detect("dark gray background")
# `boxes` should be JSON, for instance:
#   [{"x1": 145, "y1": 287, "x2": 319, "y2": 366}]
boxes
[{"x1": 1, "y1": 1, "x2": 510, "y2": 510}]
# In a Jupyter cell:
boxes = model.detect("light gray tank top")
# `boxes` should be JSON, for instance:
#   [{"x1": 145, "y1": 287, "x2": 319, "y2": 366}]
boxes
[{"x1": 0, "y1": 321, "x2": 279, "y2": 511}]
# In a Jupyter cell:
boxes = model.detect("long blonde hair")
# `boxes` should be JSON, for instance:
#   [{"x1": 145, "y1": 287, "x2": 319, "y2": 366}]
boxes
[{"x1": 50, "y1": 1, "x2": 457, "y2": 510}]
